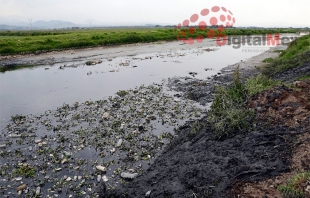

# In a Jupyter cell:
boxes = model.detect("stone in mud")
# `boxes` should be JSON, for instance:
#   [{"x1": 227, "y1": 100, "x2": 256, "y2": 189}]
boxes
[
  {"x1": 110, "y1": 148, "x2": 116, "y2": 154},
  {"x1": 96, "y1": 166, "x2": 106, "y2": 172},
  {"x1": 14, "y1": 177, "x2": 22, "y2": 181},
  {"x1": 66, "y1": 177, "x2": 72, "y2": 182},
  {"x1": 97, "y1": 175, "x2": 101, "y2": 182},
  {"x1": 0, "y1": 144, "x2": 6, "y2": 148},
  {"x1": 35, "y1": 139, "x2": 41, "y2": 143},
  {"x1": 16, "y1": 184, "x2": 26, "y2": 191},
  {"x1": 55, "y1": 168, "x2": 62, "y2": 172},
  {"x1": 61, "y1": 159, "x2": 68, "y2": 164},
  {"x1": 145, "y1": 190, "x2": 152, "y2": 197},
  {"x1": 36, "y1": 187, "x2": 41, "y2": 195},
  {"x1": 121, "y1": 172, "x2": 138, "y2": 179},
  {"x1": 102, "y1": 112, "x2": 110, "y2": 119},
  {"x1": 103, "y1": 175, "x2": 108, "y2": 182},
  {"x1": 172, "y1": 96, "x2": 181, "y2": 102},
  {"x1": 63, "y1": 151, "x2": 72, "y2": 157},
  {"x1": 116, "y1": 139, "x2": 123, "y2": 147},
  {"x1": 10, "y1": 134, "x2": 21, "y2": 138}
]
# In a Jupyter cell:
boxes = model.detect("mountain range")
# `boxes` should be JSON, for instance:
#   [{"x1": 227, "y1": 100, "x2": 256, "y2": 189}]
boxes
[{"x1": 0, "y1": 19, "x2": 78, "y2": 30}]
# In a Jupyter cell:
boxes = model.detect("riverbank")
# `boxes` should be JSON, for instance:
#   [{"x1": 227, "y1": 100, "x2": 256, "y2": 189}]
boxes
[
  {"x1": 0, "y1": 28, "x2": 297, "y2": 56},
  {"x1": 98, "y1": 37, "x2": 310, "y2": 197}
]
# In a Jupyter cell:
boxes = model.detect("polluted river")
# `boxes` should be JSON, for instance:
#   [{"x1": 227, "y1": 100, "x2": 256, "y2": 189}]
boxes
[{"x1": 0, "y1": 34, "x2": 298, "y2": 197}]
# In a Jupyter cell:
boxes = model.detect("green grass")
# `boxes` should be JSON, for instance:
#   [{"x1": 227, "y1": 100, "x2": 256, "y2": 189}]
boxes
[
  {"x1": 13, "y1": 164, "x2": 36, "y2": 178},
  {"x1": 278, "y1": 171, "x2": 310, "y2": 198},
  {"x1": 208, "y1": 66, "x2": 254, "y2": 138},
  {"x1": 245, "y1": 74, "x2": 281, "y2": 95},
  {"x1": 296, "y1": 75, "x2": 310, "y2": 80},
  {"x1": 0, "y1": 28, "x2": 297, "y2": 55},
  {"x1": 262, "y1": 35, "x2": 310, "y2": 77},
  {"x1": 262, "y1": 57, "x2": 274, "y2": 63},
  {"x1": 208, "y1": 67, "x2": 282, "y2": 138},
  {"x1": 274, "y1": 50, "x2": 285, "y2": 53}
]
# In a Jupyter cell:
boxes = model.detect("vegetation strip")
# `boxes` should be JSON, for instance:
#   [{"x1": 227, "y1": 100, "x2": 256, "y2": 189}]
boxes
[{"x1": 0, "y1": 28, "x2": 297, "y2": 55}]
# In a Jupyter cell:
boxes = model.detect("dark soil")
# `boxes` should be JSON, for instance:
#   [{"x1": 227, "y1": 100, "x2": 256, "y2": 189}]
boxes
[
  {"x1": 234, "y1": 79, "x2": 310, "y2": 198},
  {"x1": 273, "y1": 51, "x2": 310, "y2": 82},
  {"x1": 100, "y1": 122, "x2": 295, "y2": 198}
]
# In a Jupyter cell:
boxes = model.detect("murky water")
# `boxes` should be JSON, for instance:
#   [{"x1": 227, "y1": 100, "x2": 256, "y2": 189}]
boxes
[{"x1": 0, "y1": 42, "x2": 279, "y2": 129}]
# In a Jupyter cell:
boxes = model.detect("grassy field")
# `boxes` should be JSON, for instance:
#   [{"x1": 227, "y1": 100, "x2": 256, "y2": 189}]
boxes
[
  {"x1": 0, "y1": 27, "x2": 297, "y2": 55},
  {"x1": 262, "y1": 34, "x2": 310, "y2": 76}
]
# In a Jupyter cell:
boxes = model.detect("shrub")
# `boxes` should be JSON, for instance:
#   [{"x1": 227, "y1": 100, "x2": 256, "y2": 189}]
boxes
[{"x1": 208, "y1": 66, "x2": 253, "y2": 138}]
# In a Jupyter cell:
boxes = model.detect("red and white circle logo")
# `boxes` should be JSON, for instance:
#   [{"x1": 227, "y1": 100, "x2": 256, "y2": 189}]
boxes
[{"x1": 175, "y1": 6, "x2": 236, "y2": 45}]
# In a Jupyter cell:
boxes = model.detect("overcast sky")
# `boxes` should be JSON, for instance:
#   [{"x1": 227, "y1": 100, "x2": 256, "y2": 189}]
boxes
[{"x1": 0, "y1": 0, "x2": 309, "y2": 27}]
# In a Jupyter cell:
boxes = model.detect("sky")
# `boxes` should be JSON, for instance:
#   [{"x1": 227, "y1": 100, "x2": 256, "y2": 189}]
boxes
[{"x1": 0, "y1": 0, "x2": 309, "y2": 27}]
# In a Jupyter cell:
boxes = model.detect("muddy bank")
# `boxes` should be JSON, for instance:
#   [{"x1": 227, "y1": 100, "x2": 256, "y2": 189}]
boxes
[
  {"x1": 234, "y1": 79, "x2": 310, "y2": 198},
  {"x1": 273, "y1": 51, "x2": 310, "y2": 82},
  {"x1": 95, "y1": 46, "x2": 306, "y2": 197},
  {"x1": 0, "y1": 40, "x2": 219, "y2": 67},
  {"x1": 0, "y1": 34, "x2": 296, "y2": 67}
]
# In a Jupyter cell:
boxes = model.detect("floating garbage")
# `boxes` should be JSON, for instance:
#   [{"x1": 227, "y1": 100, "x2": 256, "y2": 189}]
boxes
[{"x1": 0, "y1": 83, "x2": 206, "y2": 197}]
